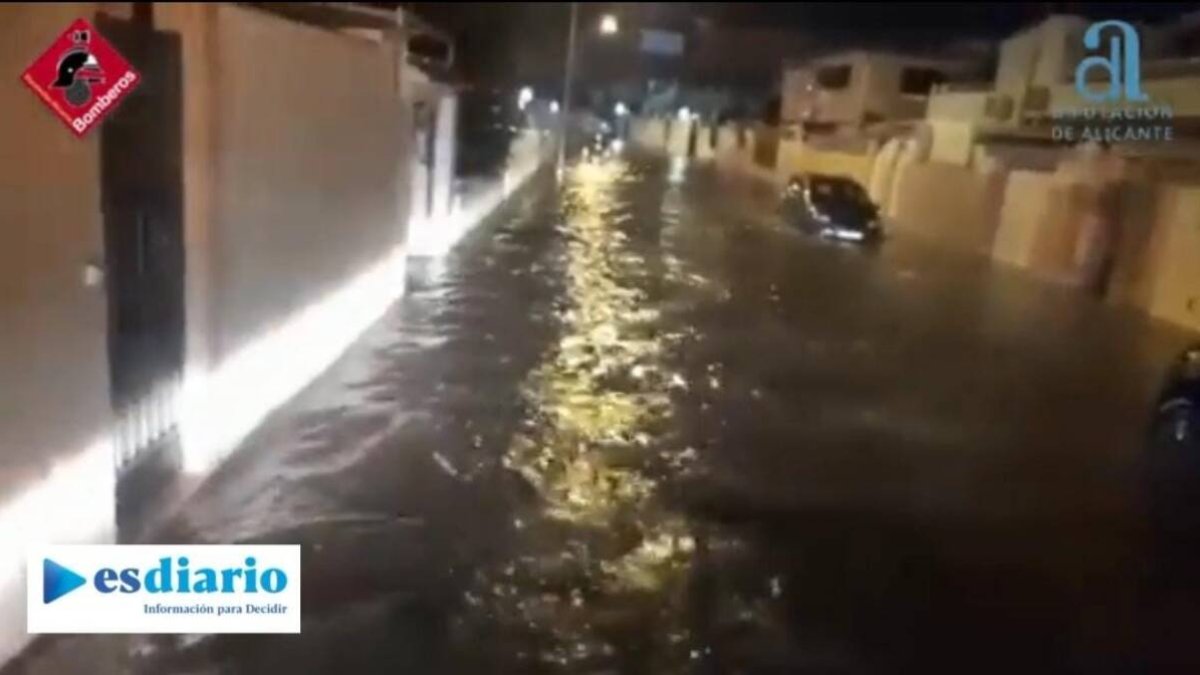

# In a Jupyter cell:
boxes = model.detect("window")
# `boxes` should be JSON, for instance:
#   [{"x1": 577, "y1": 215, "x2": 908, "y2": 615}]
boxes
[
  {"x1": 900, "y1": 67, "x2": 947, "y2": 95},
  {"x1": 810, "y1": 177, "x2": 870, "y2": 207},
  {"x1": 816, "y1": 64, "x2": 852, "y2": 90}
]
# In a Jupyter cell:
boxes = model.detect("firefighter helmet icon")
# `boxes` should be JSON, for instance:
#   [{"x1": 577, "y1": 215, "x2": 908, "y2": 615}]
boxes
[
  {"x1": 53, "y1": 30, "x2": 103, "y2": 107},
  {"x1": 21, "y1": 17, "x2": 140, "y2": 137}
]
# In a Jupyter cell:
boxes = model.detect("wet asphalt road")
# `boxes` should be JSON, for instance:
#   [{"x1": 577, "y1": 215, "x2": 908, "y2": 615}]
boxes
[{"x1": 15, "y1": 154, "x2": 1200, "y2": 673}]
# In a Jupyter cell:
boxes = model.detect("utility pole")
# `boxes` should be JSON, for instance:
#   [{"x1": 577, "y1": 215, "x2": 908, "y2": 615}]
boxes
[{"x1": 557, "y1": 1, "x2": 578, "y2": 179}]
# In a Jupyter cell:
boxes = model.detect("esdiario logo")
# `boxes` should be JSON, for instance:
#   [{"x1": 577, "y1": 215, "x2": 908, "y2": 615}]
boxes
[
  {"x1": 1052, "y1": 19, "x2": 1174, "y2": 144},
  {"x1": 28, "y1": 545, "x2": 301, "y2": 633}
]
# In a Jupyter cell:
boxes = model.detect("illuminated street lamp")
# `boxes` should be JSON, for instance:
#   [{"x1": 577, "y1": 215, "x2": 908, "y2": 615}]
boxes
[
  {"x1": 557, "y1": 4, "x2": 621, "y2": 177},
  {"x1": 599, "y1": 14, "x2": 619, "y2": 35},
  {"x1": 614, "y1": 101, "x2": 628, "y2": 117},
  {"x1": 517, "y1": 86, "x2": 534, "y2": 111}
]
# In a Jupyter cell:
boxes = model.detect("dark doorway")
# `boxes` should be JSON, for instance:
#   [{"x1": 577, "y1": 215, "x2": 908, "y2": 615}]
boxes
[{"x1": 97, "y1": 13, "x2": 185, "y2": 537}]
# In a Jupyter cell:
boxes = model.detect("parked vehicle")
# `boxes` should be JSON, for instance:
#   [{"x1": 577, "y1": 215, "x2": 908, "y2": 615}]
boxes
[
  {"x1": 1147, "y1": 345, "x2": 1200, "y2": 533},
  {"x1": 583, "y1": 123, "x2": 619, "y2": 160},
  {"x1": 780, "y1": 173, "x2": 883, "y2": 244}
]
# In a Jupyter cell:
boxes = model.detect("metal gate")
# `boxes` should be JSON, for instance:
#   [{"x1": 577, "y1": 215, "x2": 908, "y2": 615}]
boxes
[{"x1": 98, "y1": 13, "x2": 185, "y2": 479}]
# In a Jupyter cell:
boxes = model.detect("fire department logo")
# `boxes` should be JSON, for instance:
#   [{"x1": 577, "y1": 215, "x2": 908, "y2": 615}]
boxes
[{"x1": 21, "y1": 18, "x2": 139, "y2": 138}]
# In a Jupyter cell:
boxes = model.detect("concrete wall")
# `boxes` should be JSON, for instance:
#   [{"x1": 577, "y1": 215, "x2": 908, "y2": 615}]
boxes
[
  {"x1": 666, "y1": 118, "x2": 690, "y2": 157},
  {"x1": 1031, "y1": 17, "x2": 1086, "y2": 87},
  {"x1": 860, "y1": 57, "x2": 934, "y2": 122},
  {"x1": 924, "y1": 90, "x2": 993, "y2": 165},
  {"x1": 996, "y1": 16, "x2": 1087, "y2": 91},
  {"x1": 996, "y1": 24, "x2": 1039, "y2": 91},
  {"x1": 167, "y1": 4, "x2": 415, "y2": 479},
  {"x1": 992, "y1": 170, "x2": 1059, "y2": 270},
  {"x1": 713, "y1": 124, "x2": 750, "y2": 172},
  {"x1": 1025, "y1": 181, "x2": 1090, "y2": 283},
  {"x1": 155, "y1": 3, "x2": 219, "y2": 392},
  {"x1": 206, "y1": 4, "x2": 406, "y2": 362},
  {"x1": 411, "y1": 128, "x2": 551, "y2": 257},
  {"x1": 404, "y1": 67, "x2": 458, "y2": 254},
  {"x1": 695, "y1": 124, "x2": 716, "y2": 161},
  {"x1": 989, "y1": 169, "x2": 1097, "y2": 286},
  {"x1": 793, "y1": 52, "x2": 969, "y2": 130},
  {"x1": 432, "y1": 95, "x2": 456, "y2": 220},
  {"x1": 803, "y1": 52, "x2": 870, "y2": 126},
  {"x1": 0, "y1": 2, "x2": 118, "y2": 661},
  {"x1": 927, "y1": 90, "x2": 991, "y2": 121},
  {"x1": 1143, "y1": 186, "x2": 1200, "y2": 331},
  {"x1": 0, "y1": 0, "x2": 115, "y2": 648},
  {"x1": 927, "y1": 121, "x2": 976, "y2": 165},
  {"x1": 887, "y1": 162, "x2": 1006, "y2": 253},
  {"x1": 630, "y1": 117, "x2": 665, "y2": 150},
  {"x1": 780, "y1": 65, "x2": 815, "y2": 124},
  {"x1": 776, "y1": 139, "x2": 875, "y2": 186},
  {"x1": 1108, "y1": 182, "x2": 1169, "y2": 310}
]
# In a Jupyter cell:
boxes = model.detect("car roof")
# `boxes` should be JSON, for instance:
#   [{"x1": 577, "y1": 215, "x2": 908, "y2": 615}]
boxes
[{"x1": 790, "y1": 173, "x2": 862, "y2": 186}]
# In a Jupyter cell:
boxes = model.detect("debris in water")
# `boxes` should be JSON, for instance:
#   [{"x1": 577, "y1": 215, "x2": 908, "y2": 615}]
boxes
[{"x1": 432, "y1": 451, "x2": 459, "y2": 478}]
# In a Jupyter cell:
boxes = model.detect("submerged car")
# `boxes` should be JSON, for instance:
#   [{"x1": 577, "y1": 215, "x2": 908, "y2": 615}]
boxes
[{"x1": 780, "y1": 173, "x2": 883, "y2": 243}]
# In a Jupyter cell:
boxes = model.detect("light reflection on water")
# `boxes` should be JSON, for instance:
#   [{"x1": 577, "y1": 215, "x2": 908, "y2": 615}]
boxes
[{"x1": 463, "y1": 159, "x2": 701, "y2": 670}]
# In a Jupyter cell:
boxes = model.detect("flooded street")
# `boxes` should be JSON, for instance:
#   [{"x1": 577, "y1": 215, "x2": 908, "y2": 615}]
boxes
[{"x1": 15, "y1": 154, "x2": 1200, "y2": 673}]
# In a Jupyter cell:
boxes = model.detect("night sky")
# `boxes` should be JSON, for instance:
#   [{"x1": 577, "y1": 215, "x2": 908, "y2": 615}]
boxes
[{"x1": 405, "y1": 2, "x2": 1200, "y2": 84}]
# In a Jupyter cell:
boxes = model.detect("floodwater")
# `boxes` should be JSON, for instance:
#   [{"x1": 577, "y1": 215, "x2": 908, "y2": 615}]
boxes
[{"x1": 12, "y1": 155, "x2": 1200, "y2": 673}]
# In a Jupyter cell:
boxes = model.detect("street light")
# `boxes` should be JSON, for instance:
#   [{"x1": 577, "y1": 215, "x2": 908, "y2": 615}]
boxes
[
  {"x1": 557, "y1": 4, "x2": 621, "y2": 178},
  {"x1": 599, "y1": 14, "x2": 619, "y2": 35},
  {"x1": 614, "y1": 101, "x2": 628, "y2": 117}
]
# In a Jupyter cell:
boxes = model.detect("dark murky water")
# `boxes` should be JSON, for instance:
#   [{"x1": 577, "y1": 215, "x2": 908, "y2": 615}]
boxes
[{"x1": 13, "y1": 155, "x2": 1200, "y2": 673}]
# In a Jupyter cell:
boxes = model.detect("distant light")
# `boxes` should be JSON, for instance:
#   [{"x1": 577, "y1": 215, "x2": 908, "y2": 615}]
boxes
[
  {"x1": 611, "y1": 138, "x2": 625, "y2": 153},
  {"x1": 599, "y1": 14, "x2": 619, "y2": 35},
  {"x1": 549, "y1": 100, "x2": 560, "y2": 114},
  {"x1": 677, "y1": 106, "x2": 691, "y2": 122},
  {"x1": 517, "y1": 86, "x2": 534, "y2": 111},
  {"x1": 614, "y1": 101, "x2": 628, "y2": 117}
]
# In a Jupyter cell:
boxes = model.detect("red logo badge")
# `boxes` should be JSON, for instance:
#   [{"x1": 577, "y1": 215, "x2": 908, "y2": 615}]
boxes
[{"x1": 21, "y1": 18, "x2": 140, "y2": 138}]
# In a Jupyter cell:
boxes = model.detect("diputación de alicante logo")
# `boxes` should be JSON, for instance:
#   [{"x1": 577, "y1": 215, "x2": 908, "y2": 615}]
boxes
[{"x1": 20, "y1": 18, "x2": 140, "y2": 138}]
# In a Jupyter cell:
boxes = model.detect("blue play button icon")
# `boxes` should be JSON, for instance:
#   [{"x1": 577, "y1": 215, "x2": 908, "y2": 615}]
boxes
[{"x1": 43, "y1": 558, "x2": 86, "y2": 604}]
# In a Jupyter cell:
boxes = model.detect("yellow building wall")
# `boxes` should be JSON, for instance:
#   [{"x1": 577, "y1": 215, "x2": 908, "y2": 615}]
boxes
[
  {"x1": 695, "y1": 125, "x2": 716, "y2": 160},
  {"x1": 888, "y1": 162, "x2": 1006, "y2": 253},
  {"x1": 1107, "y1": 182, "x2": 1168, "y2": 310},
  {"x1": 1145, "y1": 187, "x2": 1200, "y2": 332},
  {"x1": 776, "y1": 138, "x2": 875, "y2": 186},
  {"x1": 993, "y1": 170, "x2": 1058, "y2": 270},
  {"x1": 928, "y1": 121, "x2": 976, "y2": 166}
]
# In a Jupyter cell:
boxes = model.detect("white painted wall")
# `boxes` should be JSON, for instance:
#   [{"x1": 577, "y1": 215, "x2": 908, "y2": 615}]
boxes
[{"x1": 0, "y1": 3, "x2": 116, "y2": 662}]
